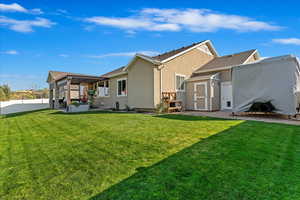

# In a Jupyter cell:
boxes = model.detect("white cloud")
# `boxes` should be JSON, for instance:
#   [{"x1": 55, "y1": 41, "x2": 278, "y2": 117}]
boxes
[
  {"x1": 84, "y1": 8, "x2": 281, "y2": 33},
  {"x1": 0, "y1": 3, "x2": 43, "y2": 14},
  {"x1": 272, "y1": 38, "x2": 300, "y2": 45},
  {"x1": 0, "y1": 16, "x2": 55, "y2": 33},
  {"x1": 88, "y1": 51, "x2": 159, "y2": 58},
  {"x1": 2, "y1": 50, "x2": 19, "y2": 55},
  {"x1": 56, "y1": 9, "x2": 68, "y2": 14},
  {"x1": 59, "y1": 54, "x2": 69, "y2": 57}
]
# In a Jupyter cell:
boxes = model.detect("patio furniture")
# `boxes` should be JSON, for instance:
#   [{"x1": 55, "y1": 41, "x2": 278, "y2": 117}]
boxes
[{"x1": 162, "y1": 92, "x2": 182, "y2": 112}]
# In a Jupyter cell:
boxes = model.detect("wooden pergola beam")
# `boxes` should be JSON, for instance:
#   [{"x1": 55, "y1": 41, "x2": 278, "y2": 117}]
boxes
[{"x1": 66, "y1": 77, "x2": 72, "y2": 106}]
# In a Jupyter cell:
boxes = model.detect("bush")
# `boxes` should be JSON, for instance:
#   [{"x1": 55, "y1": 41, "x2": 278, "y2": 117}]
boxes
[{"x1": 156, "y1": 102, "x2": 168, "y2": 114}]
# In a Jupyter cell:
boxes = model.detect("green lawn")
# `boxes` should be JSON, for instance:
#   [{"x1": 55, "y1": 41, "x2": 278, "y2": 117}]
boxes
[{"x1": 0, "y1": 110, "x2": 300, "y2": 200}]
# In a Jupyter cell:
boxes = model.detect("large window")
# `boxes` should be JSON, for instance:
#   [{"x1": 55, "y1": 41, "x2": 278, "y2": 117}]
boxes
[
  {"x1": 176, "y1": 74, "x2": 185, "y2": 91},
  {"x1": 98, "y1": 80, "x2": 109, "y2": 97},
  {"x1": 117, "y1": 78, "x2": 127, "y2": 96}
]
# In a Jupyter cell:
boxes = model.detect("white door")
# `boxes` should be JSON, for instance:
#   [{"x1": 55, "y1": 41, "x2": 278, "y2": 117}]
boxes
[
  {"x1": 194, "y1": 82, "x2": 208, "y2": 110},
  {"x1": 221, "y1": 82, "x2": 233, "y2": 110}
]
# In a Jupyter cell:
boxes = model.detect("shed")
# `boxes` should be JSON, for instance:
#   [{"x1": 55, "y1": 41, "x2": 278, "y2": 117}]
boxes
[{"x1": 232, "y1": 55, "x2": 300, "y2": 115}]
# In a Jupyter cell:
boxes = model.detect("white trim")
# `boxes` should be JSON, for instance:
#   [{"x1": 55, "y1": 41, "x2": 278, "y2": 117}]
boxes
[
  {"x1": 242, "y1": 50, "x2": 259, "y2": 64},
  {"x1": 161, "y1": 40, "x2": 218, "y2": 63},
  {"x1": 210, "y1": 80, "x2": 214, "y2": 111},
  {"x1": 123, "y1": 53, "x2": 161, "y2": 71},
  {"x1": 175, "y1": 73, "x2": 186, "y2": 92},
  {"x1": 105, "y1": 71, "x2": 127, "y2": 78},
  {"x1": 220, "y1": 81, "x2": 233, "y2": 110},
  {"x1": 194, "y1": 66, "x2": 233, "y2": 74},
  {"x1": 197, "y1": 45, "x2": 213, "y2": 56},
  {"x1": 160, "y1": 68, "x2": 163, "y2": 98},
  {"x1": 193, "y1": 82, "x2": 208, "y2": 111},
  {"x1": 116, "y1": 78, "x2": 127, "y2": 97}
]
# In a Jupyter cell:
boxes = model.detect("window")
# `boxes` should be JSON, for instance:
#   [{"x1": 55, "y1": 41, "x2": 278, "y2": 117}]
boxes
[
  {"x1": 98, "y1": 80, "x2": 109, "y2": 97},
  {"x1": 117, "y1": 78, "x2": 127, "y2": 96},
  {"x1": 176, "y1": 75, "x2": 185, "y2": 91}
]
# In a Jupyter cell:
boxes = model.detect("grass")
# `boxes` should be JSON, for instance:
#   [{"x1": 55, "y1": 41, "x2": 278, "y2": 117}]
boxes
[{"x1": 0, "y1": 110, "x2": 299, "y2": 200}]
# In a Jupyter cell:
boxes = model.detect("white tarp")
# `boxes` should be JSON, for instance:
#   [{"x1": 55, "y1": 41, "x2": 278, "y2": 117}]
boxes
[{"x1": 232, "y1": 55, "x2": 300, "y2": 115}]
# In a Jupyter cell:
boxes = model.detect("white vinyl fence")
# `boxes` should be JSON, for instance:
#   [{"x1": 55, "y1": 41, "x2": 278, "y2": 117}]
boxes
[{"x1": 0, "y1": 99, "x2": 49, "y2": 115}]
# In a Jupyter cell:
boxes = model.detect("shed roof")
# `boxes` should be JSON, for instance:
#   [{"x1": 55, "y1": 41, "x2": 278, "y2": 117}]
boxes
[
  {"x1": 194, "y1": 49, "x2": 257, "y2": 73},
  {"x1": 47, "y1": 71, "x2": 102, "y2": 82}
]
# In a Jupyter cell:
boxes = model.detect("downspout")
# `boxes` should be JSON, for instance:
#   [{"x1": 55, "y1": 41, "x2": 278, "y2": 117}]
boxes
[{"x1": 160, "y1": 64, "x2": 164, "y2": 103}]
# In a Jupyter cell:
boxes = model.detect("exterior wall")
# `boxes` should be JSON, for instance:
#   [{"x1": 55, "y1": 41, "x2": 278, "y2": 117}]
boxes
[
  {"x1": 128, "y1": 58, "x2": 156, "y2": 109},
  {"x1": 94, "y1": 74, "x2": 128, "y2": 109},
  {"x1": 219, "y1": 70, "x2": 231, "y2": 82},
  {"x1": 161, "y1": 46, "x2": 215, "y2": 91},
  {"x1": 211, "y1": 79, "x2": 220, "y2": 111},
  {"x1": 153, "y1": 67, "x2": 161, "y2": 108},
  {"x1": 160, "y1": 45, "x2": 215, "y2": 108}
]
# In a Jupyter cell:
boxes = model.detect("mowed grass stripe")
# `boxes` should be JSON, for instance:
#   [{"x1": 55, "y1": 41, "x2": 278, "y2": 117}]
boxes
[{"x1": 1, "y1": 110, "x2": 300, "y2": 199}]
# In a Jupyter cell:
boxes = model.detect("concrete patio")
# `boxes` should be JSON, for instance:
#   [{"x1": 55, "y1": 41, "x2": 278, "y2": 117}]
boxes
[{"x1": 180, "y1": 111, "x2": 300, "y2": 126}]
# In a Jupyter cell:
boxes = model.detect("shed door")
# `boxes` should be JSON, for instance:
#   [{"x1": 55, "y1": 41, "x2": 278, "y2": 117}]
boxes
[
  {"x1": 194, "y1": 82, "x2": 208, "y2": 110},
  {"x1": 221, "y1": 82, "x2": 233, "y2": 110}
]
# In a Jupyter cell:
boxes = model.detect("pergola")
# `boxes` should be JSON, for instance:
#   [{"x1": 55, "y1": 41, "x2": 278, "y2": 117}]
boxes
[{"x1": 49, "y1": 74, "x2": 104, "y2": 109}]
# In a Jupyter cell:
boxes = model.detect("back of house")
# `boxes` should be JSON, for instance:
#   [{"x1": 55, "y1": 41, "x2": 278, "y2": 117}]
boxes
[{"x1": 48, "y1": 40, "x2": 262, "y2": 112}]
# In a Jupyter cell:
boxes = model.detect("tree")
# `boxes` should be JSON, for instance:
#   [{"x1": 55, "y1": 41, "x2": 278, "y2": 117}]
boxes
[
  {"x1": 0, "y1": 84, "x2": 11, "y2": 101},
  {"x1": 0, "y1": 87, "x2": 6, "y2": 101}
]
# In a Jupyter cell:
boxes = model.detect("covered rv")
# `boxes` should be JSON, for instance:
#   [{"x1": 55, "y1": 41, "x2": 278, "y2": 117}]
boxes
[{"x1": 232, "y1": 55, "x2": 300, "y2": 115}]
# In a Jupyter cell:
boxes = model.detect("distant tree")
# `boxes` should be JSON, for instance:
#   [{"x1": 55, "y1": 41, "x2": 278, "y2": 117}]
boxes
[
  {"x1": 0, "y1": 84, "x2": 11, "y2": 101},
  {"x1": 0, "y1": 87, "x2": 6, "y2": 101}
]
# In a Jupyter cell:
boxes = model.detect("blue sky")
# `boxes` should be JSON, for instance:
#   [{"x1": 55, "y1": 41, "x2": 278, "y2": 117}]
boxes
[{"x1": 1, "y1": 0, "x2": 300, "y2": 90}]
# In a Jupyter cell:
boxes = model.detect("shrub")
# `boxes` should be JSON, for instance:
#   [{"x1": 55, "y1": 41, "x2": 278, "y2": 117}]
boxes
[{"x1": 156, "y1": 102, "x2": 168, "y2": 114}]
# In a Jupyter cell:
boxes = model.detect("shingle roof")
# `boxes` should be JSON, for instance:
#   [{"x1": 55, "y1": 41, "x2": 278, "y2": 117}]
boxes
[
  {"x1": 99, "y1": 40, "x2": 209, "y2": 78},
  {"x1": 152, "y1": 40, "x2": 206, "y2": 61},
  {"x1": 100, "y1": 66, "x2": 126, "y2": 78},
  {"x1": 194, "y1": 49, "x2": 257, "y2": 73},
  {"x1": 49, "y1": 71, "x2": 101, "y2": 81}
]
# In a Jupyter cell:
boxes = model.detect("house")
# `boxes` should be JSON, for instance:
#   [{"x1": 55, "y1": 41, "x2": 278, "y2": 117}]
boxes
[{"x1": 47, "y1": 40, "x2": 260, "y2": 111}]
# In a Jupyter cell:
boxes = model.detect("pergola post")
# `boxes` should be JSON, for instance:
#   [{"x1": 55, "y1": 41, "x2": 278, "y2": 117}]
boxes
[
  {"x1": 66, "y1": 77, "x2": 72, "y2": 106},
  {"x1": 49, "y1": 83, "x2": 54, "y2": 109},
  {"x1": 54, "y1": 81, "x2": 59, "y2": 108}
]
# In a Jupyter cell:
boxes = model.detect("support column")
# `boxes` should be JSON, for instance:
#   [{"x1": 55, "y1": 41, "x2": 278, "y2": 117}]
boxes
[
  {"x1": 54, "y1": 82, "x2": 59, "y2": 109},
  {"x1": 49, "y1": 83, "x2": 54, "y2": 109},
  {"x1": 66, "y1": 77, "x2": 72, "y2": 106}
]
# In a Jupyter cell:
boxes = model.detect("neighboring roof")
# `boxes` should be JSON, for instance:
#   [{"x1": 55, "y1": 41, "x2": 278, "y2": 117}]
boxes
[
  {"x1": 194, "y1": 49, "x2": 258, "y2": 74},
  {"x1": 100, "y1": 66, "x2": 126, "y2": 78},
  {"x1": 47, "y1": 70, "x2": 102, "y2": 82}
]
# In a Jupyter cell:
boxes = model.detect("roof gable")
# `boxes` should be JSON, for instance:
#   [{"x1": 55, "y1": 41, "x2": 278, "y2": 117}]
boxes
[
  {"x1": 152, "y1": 40, "x2": 218, "y2": 63},
  {"x1": 99, "y1": 40, "x2": 219, "y2": 78}
]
